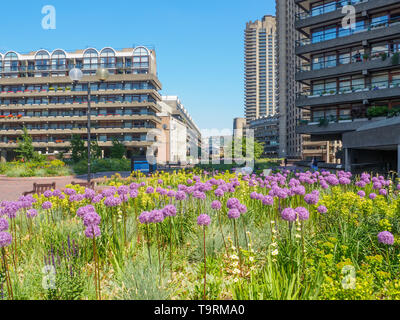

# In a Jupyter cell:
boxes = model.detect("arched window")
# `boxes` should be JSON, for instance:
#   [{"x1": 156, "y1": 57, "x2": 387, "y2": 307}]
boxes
[
  {"x1": 100, "y1": 48, "x2": 116, "y2": 69},
  {"x1": 83, "y1": 49, "x2": 99, "y2": 70},
  {"x1": 4, "y1": 52, "x2": 19, "y2": 72},
  {"x1": 51, "y1": 50, "x2": 67, "y2": 70},
  {"x1": 35, "y1": 50, "x2": 50, "y2": 71},
  {"x1": 133, "y1": 47, "x2": 149, "y2": 74}
]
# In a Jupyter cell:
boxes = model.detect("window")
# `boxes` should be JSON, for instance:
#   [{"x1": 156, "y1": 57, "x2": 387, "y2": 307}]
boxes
[
  {"x1": 51, "y1": 50, "x2": 67, "y2": 70},
  {"x1": 133, "y1": 47, "x2": 149, "y2": 74},
  {"x1": 35, "y1": 50, "x2": 50, "y2": 71},
  {"x1": 4, "y1": 52, "x2": 19, "y2": 72},
  {"x1": 100, "y1": 48, "x2": 116, "y2": 69},
  {"x1": 83, "y1": 49, "x2": 99, "y2": 70}
]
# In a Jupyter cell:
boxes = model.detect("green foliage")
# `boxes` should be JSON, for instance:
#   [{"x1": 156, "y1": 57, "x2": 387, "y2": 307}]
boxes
[
  {"x1": 15, "y1": 127, "x2": 44, "y2": 162},
  {"x1": 72, "y1": 158, "x2": 131, "y2": 175},
  {"x1": 367, "y1": 106, "x2": 389, "y2": 118},
  {"x1": 0, "y1": 160, "x2": 71, "y2": 177},
  {"x1": 392, "y1": 52, "x2": 400, "y2": 65},
  {"x1": 110, "y1": 138, "x2": 126, "y2": 159},
  {"x1": 70, "y1": 134, "x2": 86, "y2": 163},
  {"x1": 225, "y1": 137, "x2": 264, "y2": 160}
]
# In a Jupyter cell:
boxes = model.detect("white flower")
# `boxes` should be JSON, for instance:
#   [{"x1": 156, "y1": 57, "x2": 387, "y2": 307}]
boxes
[
  {"x1": 233, "y1": 268, "x2": 241, "y2": 274},
  {"x1": 270, "y1": 220, "x2": 275, "y2": 225},
  {"x1": 271, "y1": 242, "x2": 278, "y2": 247},
  {"x1": 271, "y1": 249, "x2": 279, "y2": 256},
  {"x1": 231, "y1": 254, "x2": 239, "y2": 260},
  {"x1": 295, "y1": 234, "x2": 301, "y2": 239},
  {"x1": 249, "y1": 257, "x2": 254, "y2": 262},
  {"x1": 233, "y1": 278, "x2": 239, "y2": 283}
]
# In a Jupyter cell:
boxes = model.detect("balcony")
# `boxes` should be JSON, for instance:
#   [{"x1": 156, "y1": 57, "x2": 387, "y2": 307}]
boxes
[
  {"x1": 296, "y1": 80, "x2": 400, "y2": 107},
  {"x1": 296, "y1": 16, "x2": 400, "y2": 55},
  {"x1": 296, "y1": 50, "x2": 399, "y2": 81}
]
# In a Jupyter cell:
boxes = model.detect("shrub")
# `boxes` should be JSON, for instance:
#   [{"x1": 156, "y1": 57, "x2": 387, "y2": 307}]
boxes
[{"x1": 366, "y1": 106, "x2": 389, "y2": 118}]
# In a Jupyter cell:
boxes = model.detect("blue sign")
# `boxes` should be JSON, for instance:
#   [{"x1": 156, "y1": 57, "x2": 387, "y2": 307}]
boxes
[{"x1": 134, "y1": 160, "x2": 150, "y2": 173}]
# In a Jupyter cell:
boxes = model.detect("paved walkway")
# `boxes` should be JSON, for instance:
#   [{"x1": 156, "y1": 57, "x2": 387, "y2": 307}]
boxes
[{"x1": 0, "y1": 171, "x2": 131, "y2": 202}]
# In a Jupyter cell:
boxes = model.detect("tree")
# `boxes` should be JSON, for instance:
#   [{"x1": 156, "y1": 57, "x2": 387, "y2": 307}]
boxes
[
  {"x1": 70, "y1": 134, "x2": 86, "y2": 163},
  {"x1": 15, "y1": 127, "x2": 35, "y2": 161},
  {"x1": 110, "y1": 138, "x2": 126, "y2": 159},
  {"x1": 89, "y1": 140, "x2": 102, "y2": 160},
  {"x1": 227, "y1": 137, "x2": 264, "y2": 161}
]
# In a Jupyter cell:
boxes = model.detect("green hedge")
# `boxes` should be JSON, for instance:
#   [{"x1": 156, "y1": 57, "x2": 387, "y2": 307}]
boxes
[{"x1": 72, "y1": 158, "x2": 131, "y2": 175}]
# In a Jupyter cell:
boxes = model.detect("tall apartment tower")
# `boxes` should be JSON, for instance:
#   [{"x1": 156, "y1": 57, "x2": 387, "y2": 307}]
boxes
[
  {"x1": 276, "y1": 0, "x2": 303, "y2": 159},
  {"x1": 244, "y1": 15, "x2": 277, "y2": 124},
  {"x1": 295, "y1": 0, "x2": 400, "y2": 173}
]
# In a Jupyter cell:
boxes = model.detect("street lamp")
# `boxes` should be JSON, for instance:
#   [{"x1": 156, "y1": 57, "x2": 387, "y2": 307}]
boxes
[{"x1": 69, "y1": 67, "x2": 110, "y2": 182}]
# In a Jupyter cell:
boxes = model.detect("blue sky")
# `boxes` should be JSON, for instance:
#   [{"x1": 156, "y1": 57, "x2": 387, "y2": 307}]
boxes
[{"x1": 0, "y1": 0, "x2": 275, "y2": 131}]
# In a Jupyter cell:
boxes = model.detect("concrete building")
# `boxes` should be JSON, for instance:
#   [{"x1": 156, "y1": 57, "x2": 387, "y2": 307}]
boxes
[
  {"x1": 244, "y1": 15, "x2": 277, "y2": 124},
  {"x1": 249, "y1": 115, "x2": 280, "y2": 157},
  {"x1": 295, "y1": 0, "x2": 400, "y2": 174},
  {"x1": 0, "y1": 46, "x2": 162, "y2": 161},
  {"x1": 158, "y1": 96, "x2": 201, "y2": 165},
  {"x1": 276, "y1": 0, "x2": 303, "y2": 159},
  {"x1": 233, "y1": 117, "x2": 247, "y2": 138}
]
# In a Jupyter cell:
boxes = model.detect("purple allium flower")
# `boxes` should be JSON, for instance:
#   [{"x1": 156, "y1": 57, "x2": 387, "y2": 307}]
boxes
[
  {"x1": 262, "y1": 195, "x2": 274, "y2": 206},
  {"x1": 52, "y1": 190, "x2": 63, "y2": 198},
  {"x1": 102, "y1": 187, "x2": 117, "y2": 197},
  {"x1": 42, "y1": 201, "x2": 52, "y2": 210},
  {"x1": 84, "y1": 226, "x2": 101, "y2": 239},
  {"x1": 158, "y1": 179, "x2": 163, "y2": 185},
  {"x1": 64, "y1": 188, "x2": 76, "y2": 196},
  {"x1": 250, "y1": 192, "x2": 258, "y2": 200},
  {"x1": 228, "y1": 208, "x2": 240, "y2": 219},
  {"x1": 146, "y1": 186, "x2": 154, "y2": 194},
  {"x1": 0, "y1": 218, "x2": 9, "y2": 232},
  {"x1": 162, "y1": 205, "x2": 177, "y2": 217},
  {"x1": 317, "y1": 205, "x2": 327, "y2": 214},
  {"x1": 3, "y1": 202, "x2": 19, "y2": 219},
  {"x1": 139, "y1": 211, "x2": 152, "y2": 224},
  {"x1": 167, "y1": 190, "x2": 176, "y2": 198},
  {"x1": 26, "y1": 209, "x2": 38, "y2": 219},
  {"x1": 129, "y1": 190, "x2": 139, "y2": 199},
  {"x1": 295, "y1": 207, "x2": 309, "y2": 221},
  {"x1": 197, "y1": 214, "x2": 211, "y2": 226},
  {"x1": 43, "y1": 190, "x2": 53, "y2": 198},
  {"x1": 0, "y1": 232, "x2": 12, "y2": 247},
  {"x1": 397, "y1": 184, "x2": 400, "y2": 191},
  {"x1": 357, "y1": 190, "x2": 366, "y2": 198},
  {"x1": 187, "y1": 178, "x2": 193, "y2": 185},
  {"x1": 104, "y1": 196, "x2": 121, "y2": 207},
  {"x1": 377, "y1": 231, "x2": 394, "y2": 245},
  {"x1": 238, "y1": 204, "x2": 247, "y2": 214},
  {"x1": 369, "y1": 193, "x2": 377, "y2": 200},
  {"x1": 175, "y1": 191, "x2": 187, "y2": 201},
  {"x1": 84, "y1": 188, "x2": 96, "y2": 200},
  {"x1": 69, "y1": 194, "x2": 84, "y2": 202},
  {"x1": 150, "y1": 210, "x2": 164, "y2": 223},
  {"x1": 226, "y1": 198, "x2": 240, "y2": 210},
  {"x1": 379, "y1": 189, "x2": 388, "y2": 196},
  {"x1": 92, "y1": 194, "x2": 104, "y2": 204},
  {"x1": 281, "y1": 208, "x2": 296, "y2": 222},
  {"x1": 214, "y1": 188, "x2": 224, "y2": 197},
  {"x1": 193, "y1": 191, "x2": 206, "y2": 200},
  {"x1": 117, "y1": 185, "x2": 129, "y2": 196},
  {"x1": 83, "y1": 211, "x2": 101, "y2": 227},
  {"x1": 304, "y1": 193, "x2": 319, "y2": 205},
  {"x1": 211, "y1": 200, "x2": 222, "y2": 210}
]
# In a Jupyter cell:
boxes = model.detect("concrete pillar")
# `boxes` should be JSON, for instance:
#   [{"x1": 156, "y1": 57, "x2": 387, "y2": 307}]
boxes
[
  {"x1": 344, "y1": 148, "x2": 351, "y2": 172},
  {"x1": 0, "y1": 149, "x2": 6, "y2": 163},
  {"x1": 398, "y1": 145, "x2": 400, "y2": 176}
]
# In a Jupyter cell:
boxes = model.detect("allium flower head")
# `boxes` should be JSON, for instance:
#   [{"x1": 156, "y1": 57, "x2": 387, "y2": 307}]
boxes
[
  {"x1": 85, "y1": 226, "x2": 101, "y2": 239},
  {"x1": 0, "y1": 218, "x2": 9, "y2": 232},
  {"x1": 238, "y1": 204, "x2": 247, "y2": 214},
  {"x1": 317, "y1": 205, "x2": 327, "y2": 214},
  {"x1": 43, "y1": 190, "x2": 53, "y2": 198},
  {"x1": 295, "y1": 207, "x2": 310, "y2": 221},
  {"x1": 211, "y1": 200, "x2": 222, "y2": 210},
  {"x1": 214, "y1": 188, "x2": 224, "y2": 197},
  {"x1": 26, "y1": 209, "x2": 38, "y2": 219},
  {"x1": 139, "y1": 211, "x2": 152, "y2": 224},
  {"x1": 162, "y1": 205, "x2": 177, "y2": 217},
  {"x1": 377, "y1": 231, "x2": 394, "y2": 245},
  {"x1": 304, "y1": 193, "x2": 319, "y2": 205},
  {"x1": 175, "y1": 191, "x2": 187, "y2": 201},
  {"x1": 0, "y1": 232, "x2": 12, "y2": 247},
  {"x1": 197, "y1": 214, "x2": 211, "y2": 226},
  {"x1": 369, "y1": 193, "x2": 377, "y2": 200},
  {"x1": 262, "y1": 196, "x2": 274, "y2": 206},
  {"x1": 228, "y1": 209, "x2": 240, "y2": 219},
  {"x1": 129, "y1": 190, "x2": 139, "y2": 199},
  {"x1": 64, "y1": 188, "x2": 76, "y2": 196},
  {"x1": 117, "y1": 185, "x2": 129, "y2": 196},
  {"x1": 83, "y1": 211, "x2": 101, "y2": 227},
  {"x1": 146, "y1": 186, "x2": 155, "y2": 194},
  {"x1": 357, "y1": 190, "x2": 366, "y2": 198},
  {"x1": 379, "y1": 189, "x2": 388, "y2": 196},
  {"x1": 150, "y1": 210, "x2": 164, "y2": 223},
  {"x1": 281, "y1": 208, "x2": 296, "y2": 222},
  {"x1": 42, "y1": 201, "x2": 52, "y2": 210},
  {"x1": 226, "y1": 198, "x2": 240, "y2": 209}
]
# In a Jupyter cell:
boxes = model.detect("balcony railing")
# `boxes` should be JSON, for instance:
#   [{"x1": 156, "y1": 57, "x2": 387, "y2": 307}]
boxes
[
  {"x1": 298, "y1": 79, "x2": 400, "y2": 98},
  {"x1": 296, "y1": 0, "x2": 368, "y2": 21},
  {"x1": 296, "y1": 16, "x2": 400, "y2": 46},
  {"x1": 297, "y1": 49, "x2": 398, "y2": 72}
]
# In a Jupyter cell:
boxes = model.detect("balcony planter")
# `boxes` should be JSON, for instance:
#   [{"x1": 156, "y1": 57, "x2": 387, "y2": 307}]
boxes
[{"x1": 309, "y1": 94, "x2": 320, "y2": 98}]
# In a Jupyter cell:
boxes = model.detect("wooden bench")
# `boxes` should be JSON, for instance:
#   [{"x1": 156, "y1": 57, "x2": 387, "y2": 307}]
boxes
[
  {"x1": 71, "y1": 181, "x2": 95, "y2": 189},
  {"x1": 23, "y1": 182, "x2": 56, "y2": 196}
]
